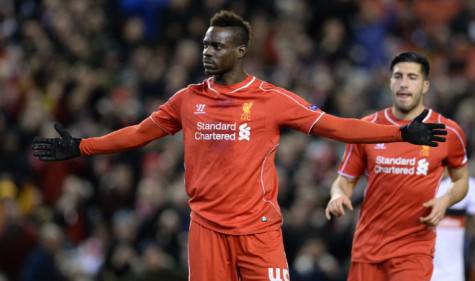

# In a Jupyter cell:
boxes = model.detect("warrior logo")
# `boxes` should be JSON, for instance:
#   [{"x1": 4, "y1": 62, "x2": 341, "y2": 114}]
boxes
[{"x1": 194, "y1": 104, "x2": 206, "y2": 114}]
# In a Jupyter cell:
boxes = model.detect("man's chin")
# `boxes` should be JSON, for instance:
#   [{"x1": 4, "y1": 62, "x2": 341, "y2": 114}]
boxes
[
  {"x1": 204, "y1": 68, "x2": 216, "y2": 75},
  {"x1": 395, "y1": 104, "x2": 417, "y2": 114},
  {"x1": 204, "y1": 68, "x2": 224, "y2": 76}
]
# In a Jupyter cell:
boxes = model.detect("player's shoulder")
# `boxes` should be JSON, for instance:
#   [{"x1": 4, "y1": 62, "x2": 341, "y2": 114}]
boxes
[
  {"x1": 253, "y1": 78, "x2": 296, "y2": 94},
  {"x1": 168, "y1": 79, "x2": 208, "y2": 101},
  {"x1": 431, "y1": 110, "x2": 467, "y2": 149},
  {"x1": 256, "y1": 79, "x2": 287, "y2": 93},
  {"x1": 185, "y1": 79, "x2": 209, "y2": 93},
  {"x1": 258, "y1": 80, "x2": 309, "y2": 103},
  {"x1": 261, "y1": 82, "x2": 319, "y2": 112},
  {"x1": 360, "y1": 109, "x2": 386, "y2": 123},
  {"x1": 431, "y1": 110, "x2": 464, "y2": 132}
]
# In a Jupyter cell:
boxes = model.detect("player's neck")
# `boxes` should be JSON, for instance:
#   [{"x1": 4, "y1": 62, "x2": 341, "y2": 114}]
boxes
[
  {"x1": 392, "y1": 105, "x2": 426, "y2": 121},
  {"x1": 213, "y1": 67, "x2": 248, "y2": 85}
]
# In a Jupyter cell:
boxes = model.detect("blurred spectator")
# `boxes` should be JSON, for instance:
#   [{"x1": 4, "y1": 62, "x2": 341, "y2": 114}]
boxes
[
  {"x1": 118, "y1": 0, "x2": 169, "y2": 42},
  {"x1": 0, "y1": 178, "x2": 37, "y2": 281},
  {"x1": 21, "y1": 223, "x2": 65, "y2": 281},
  {"x1": 292, "y1": 238, "x2": 340, "y2": 281},
  {"x1": 131, "y1": 242, "x2": 186, "y2": 281}
]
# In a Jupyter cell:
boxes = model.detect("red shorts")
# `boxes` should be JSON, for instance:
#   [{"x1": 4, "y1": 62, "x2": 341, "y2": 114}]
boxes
[
  {"x1": 348, "y1": 255, "x2": 433, "y2": 281},
  {"x1": 188, "y1": 220, "x2": 289, "y2": 281}
]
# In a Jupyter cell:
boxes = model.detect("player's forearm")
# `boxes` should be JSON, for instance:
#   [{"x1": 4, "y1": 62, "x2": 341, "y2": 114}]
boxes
[
  {"x1": 330, "y1": 176, "x2": 354, "y2": 199},
  {"x1": 331, "y1": 184, "x2": 352, "y2": 200},
  {"x1": 80, "y1": 117, "x2": 168, "y2": 155},
  {"x1": 311, "y1": 114, "x2": 402, "y2": 143},
  {"x1": 443, "y1": 170, "x2": 469, "y2": 207}
]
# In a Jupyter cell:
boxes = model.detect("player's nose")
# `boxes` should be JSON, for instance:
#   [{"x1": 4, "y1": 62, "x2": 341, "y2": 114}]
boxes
[{"x1": 400, "y1": 77, "x2": 410, "y2": 87}]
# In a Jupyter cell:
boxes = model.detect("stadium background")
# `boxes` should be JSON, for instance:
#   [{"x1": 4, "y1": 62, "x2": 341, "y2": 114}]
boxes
[{"x1": 0, "y1": 0, "x2": 474, "y2": 280}]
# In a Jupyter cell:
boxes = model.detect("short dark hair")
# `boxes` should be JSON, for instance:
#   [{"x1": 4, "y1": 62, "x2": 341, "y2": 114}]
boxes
[
  {"x1": 210, "y1": 10, "x2": 252, "y2": 46},
  {"x1": 390, "y1": 52, "x2": 430, "y2": 78}
]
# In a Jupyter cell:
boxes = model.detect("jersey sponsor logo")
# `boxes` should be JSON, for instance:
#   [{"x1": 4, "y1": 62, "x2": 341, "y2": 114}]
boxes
[
  {"x1": 268, "y1": 268, "x2": 289, "y2": 281},
  {"x1": 375, "y1": 156, "x2": 416, "y2": 166},
  {"x1": 241, "y1": 102, "x2": 253, "y2": 121},
  {"x1": 374, "y1": 143, "x2": 386, "y2": 150},
  {"x1": 420, "y1": 145, "x2": 430, "y2": 157},
  {"x1": 195, "y1": 122, "x2": 236, "y2": 141},
  {"x1": 416, "y1": 158, "x2": 429, "y2": 175},
  {"x1": 374, "y1": 156, "x2": 429, "y2": 176},
  {"x1": 194, "y1": 122, "x2": 251, "y2": 142},
  {"x1": 194, "y1": 104, "x2": 206, "y2": 114},
  {"x1": 238, "y1": 123, "x2": 251, "y2": 141}
]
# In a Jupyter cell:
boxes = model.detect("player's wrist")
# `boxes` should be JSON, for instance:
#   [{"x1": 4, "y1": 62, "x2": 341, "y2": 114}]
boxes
[
  {"x1": 439, "y1": 193, "x2": 452, "y2": 208},
  {"x1": 330, "y1": 192, "x2": 348, "y2": 202},
  {"x1": 72, "y1": 137, "x2": 82, "y2": 157}
]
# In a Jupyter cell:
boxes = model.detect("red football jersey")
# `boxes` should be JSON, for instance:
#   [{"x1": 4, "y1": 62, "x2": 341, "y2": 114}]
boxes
[
  {"x1": 338, "y1": 108, "x2": 467, "y2": 262},
  {"x1": 151, "y1": 75, "x2": 325, "y2": 234}
]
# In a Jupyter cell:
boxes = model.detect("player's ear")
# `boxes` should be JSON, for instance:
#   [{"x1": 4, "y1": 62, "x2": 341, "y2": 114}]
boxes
[
  {"x1": 423, "y1": 80, "x2": 430, "y2": 95},
  {"x1": 236, "y1": 45, "x2": 247, "y2": 59}
]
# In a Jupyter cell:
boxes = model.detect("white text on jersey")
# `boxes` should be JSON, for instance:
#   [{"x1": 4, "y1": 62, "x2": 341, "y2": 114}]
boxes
[
  {"x1": 374, "y1": 156, "x2": 429, "y2": 176},
  {"x1": 194, "y1": 122, "x2": 251, "y2": 142}
]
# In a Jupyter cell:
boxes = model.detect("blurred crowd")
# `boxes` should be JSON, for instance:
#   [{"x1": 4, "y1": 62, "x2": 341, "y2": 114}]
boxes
[{"x1": 0, "y1": 0, "x2": 474, "y2": 280}]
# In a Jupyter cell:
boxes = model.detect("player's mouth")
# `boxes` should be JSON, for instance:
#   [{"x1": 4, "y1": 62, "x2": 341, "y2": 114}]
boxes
[
  {"x1": 396, "y1": 92, "x2": 412, "y2": 100},
  {"x1": 203, "y1": 59, "x2": 216, "y2": 68}
]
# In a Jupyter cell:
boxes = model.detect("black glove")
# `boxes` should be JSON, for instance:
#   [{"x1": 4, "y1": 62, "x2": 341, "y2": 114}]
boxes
[
  {"x1": 32, "y1": 123, "x2": 82, "y2": 161},
  {"x1": 400, "y1": 109, "x2": 447, "y2": 147}
]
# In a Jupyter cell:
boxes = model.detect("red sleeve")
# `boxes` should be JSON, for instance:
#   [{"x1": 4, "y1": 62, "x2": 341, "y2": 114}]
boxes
[
  {"x1": 445, "y1": 120, "x2": 468, "y2": 168},
  {"x1": 338, "y1": 143, "x2": 366, "y2": 180},
  {"x1": 80, "y1": 117, "x2": 168, "y2": 155},
  {"x1": 311, "y1": 113, "x2": 402, "y2": 143},
  {"x1": 267, "y1": 85, "x2": 324, "y2": 133},
  {"x1": 149, "y1": 88, "x2": 187, "y2": 135}
]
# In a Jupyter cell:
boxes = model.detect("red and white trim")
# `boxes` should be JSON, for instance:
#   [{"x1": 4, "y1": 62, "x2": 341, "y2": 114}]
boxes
[
  {"x1": 207, "y1": 76, "x2": 256, "y2": 94},
  {"x1": 383, "y1": 108, "x2": 432, "y2": 125}
]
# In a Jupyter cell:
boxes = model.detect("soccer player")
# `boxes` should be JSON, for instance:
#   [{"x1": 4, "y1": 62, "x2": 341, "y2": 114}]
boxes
[
  {"x1": 32, "y1": 12, "x2": 446, "y2": 281},
  {"x1": 325, "y1": 52, "x2": 469, "y2": 281},
  {"x1": 432, "y1": 176, "x2": 475, "y2": 281}
]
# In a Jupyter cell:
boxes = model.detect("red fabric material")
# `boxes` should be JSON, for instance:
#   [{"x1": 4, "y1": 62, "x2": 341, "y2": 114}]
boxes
[
  {"x1": 80, "y1": 117, "x2": 167, "y2": 155},
  {"x1": 312, "y1": 113, "x2": 402, "y2": 143},
  {"x1": 188, "y1": 221, "x2": 289, "y2": 281}
]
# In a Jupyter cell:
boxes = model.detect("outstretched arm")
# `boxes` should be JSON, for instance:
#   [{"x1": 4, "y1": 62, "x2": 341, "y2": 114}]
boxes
[
  {"x1": 32, "y1": 117, "x2": 168, "y2": 161},
  {"x1": 80, "y1": 117, "x2": 168, "y2": 155},
  {"x1": 312, "y1": 113, "x2": 401, "y2": 143},
  {"x1": 311, "y1": 110, "x2": 446, "y2": 146}
]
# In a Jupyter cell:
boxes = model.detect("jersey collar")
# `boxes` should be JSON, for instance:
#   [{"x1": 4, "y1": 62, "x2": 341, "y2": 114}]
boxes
[
  {"x1": 207, "y1": 75, "x2": 256, "y2": 95},
  {"x1": 384, "y1": 107, "x2": 432, "y2": 126}
]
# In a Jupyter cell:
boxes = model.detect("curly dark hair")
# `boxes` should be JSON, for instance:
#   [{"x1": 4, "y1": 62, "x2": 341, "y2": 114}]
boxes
[{"x1": 210, "y1": 10, "x2": 252, "y2": 46}]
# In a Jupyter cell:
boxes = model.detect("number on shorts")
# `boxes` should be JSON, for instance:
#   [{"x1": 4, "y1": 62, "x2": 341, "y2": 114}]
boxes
[{"x1": 268, "y1": 268, "x2": 289, "y2": 281}]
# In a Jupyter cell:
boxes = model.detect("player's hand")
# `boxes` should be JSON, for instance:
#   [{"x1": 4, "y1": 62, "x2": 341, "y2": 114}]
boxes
[
  {"x1": 32, "y1": 123, "x2": 82, "y2": 161},
  {"x1": 325, "y1": 194, "x2": 353, "y2": 220},
  {"x1": 420, "y1": 195, "x2": 451, "y2": 227},
  {"x1": 400, "y1": 109, "x2": 447, "y2": 147}
]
